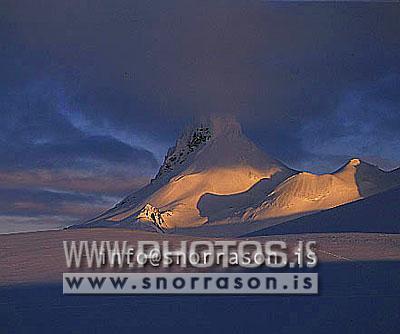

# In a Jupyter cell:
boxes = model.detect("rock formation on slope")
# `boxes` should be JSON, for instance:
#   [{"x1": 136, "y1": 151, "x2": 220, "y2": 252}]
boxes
[{"x1": 136, "y1": 203, "x2": 172, "y2": 232}]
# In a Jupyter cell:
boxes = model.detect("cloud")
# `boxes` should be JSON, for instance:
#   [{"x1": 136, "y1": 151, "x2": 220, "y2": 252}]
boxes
[
  {"x1": 0, "y1": 169, "x2": 149, "y2": 195},
  {"x1": 0, "y1": 76, "x2": 159, "y2": 171},
  {"x1": 4, "y1": 1, "x2": 399, "y2": 130},
  {"x1": 300, "y1": 74, "x2": 400, "y2": 171},
  {"x1": 3, "y1": 1, "x2": 399, "y2": 171},
  {"x1": 0, "y1": 75, "x2": 159, "y2": 229},
  {"x1": 0, "y1": 187, "x2": 117, "y2": 226}
]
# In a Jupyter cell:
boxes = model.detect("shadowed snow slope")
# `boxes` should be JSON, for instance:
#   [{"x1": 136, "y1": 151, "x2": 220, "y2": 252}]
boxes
[
  {"x1": 83, "y1": 116, "x2": 294, "y2": 228},
  {"x1": 242, "y1": 158, "x2": 400, "y2": 222}
]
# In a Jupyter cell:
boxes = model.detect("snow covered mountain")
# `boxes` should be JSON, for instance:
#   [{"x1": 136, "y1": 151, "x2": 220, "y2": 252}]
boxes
[
  {"x1": 80, "y1": 117, "x2": 400, "y2": 233},
  {"x1": 83, "y1": 116, "x2": 294, "y2": 229}
]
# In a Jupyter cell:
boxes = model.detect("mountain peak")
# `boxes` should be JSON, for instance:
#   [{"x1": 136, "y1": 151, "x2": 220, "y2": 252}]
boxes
[
  {"x1": 348, "y1": 158, "x2": 362, "y2": 167},
  {"x1": 344, "y1": 158, "x2": 380, "y2": 170},
  {"x1": 153, "y1": 122, "x2": 212, "y2": 180},
  {"x1": 205, "y1": 115, "x2": 242, "y2": 137},
  {"x1": 153, "y1": 115, "x2": 248, "y2": 181},
  {"x1": 339, "y1": 158, "x2": 372, "y2": 171}
]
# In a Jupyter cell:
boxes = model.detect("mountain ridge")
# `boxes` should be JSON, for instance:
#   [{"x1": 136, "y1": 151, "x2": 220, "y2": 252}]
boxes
[
  {"x1": 79, "y1": 118, "x2": 400, "y2": 233},
  {"x1": 244, "y1": 185, "x2": 400, "y2": 237},
  {"x1": 242, "y1": 157, "x2": 400, "y2": 222}
]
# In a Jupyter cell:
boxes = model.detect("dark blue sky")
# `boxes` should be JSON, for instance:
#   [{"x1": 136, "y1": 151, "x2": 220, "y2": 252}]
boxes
[{"x1": 1, "y1": 1, "x2": 399, "y2": 230}]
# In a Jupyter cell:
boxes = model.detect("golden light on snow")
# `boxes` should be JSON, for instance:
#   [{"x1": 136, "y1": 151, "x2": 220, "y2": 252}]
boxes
[{"x1": 86, "y1": 117, "x2": 400, "y2": 233}]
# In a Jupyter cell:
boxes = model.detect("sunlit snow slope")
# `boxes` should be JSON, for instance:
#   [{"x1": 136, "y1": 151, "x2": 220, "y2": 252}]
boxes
[
  {"x1": 243, "y1": 159, "x2": 400, "y2": 222},
  {"x1": 245, "y1": 185, "x2": 400, "y2": 236}
]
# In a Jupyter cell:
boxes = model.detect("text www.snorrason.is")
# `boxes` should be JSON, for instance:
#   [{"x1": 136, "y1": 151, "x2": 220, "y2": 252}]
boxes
[{"x1": 63, "y1": 273, "x2": 318, "y2": 294}]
